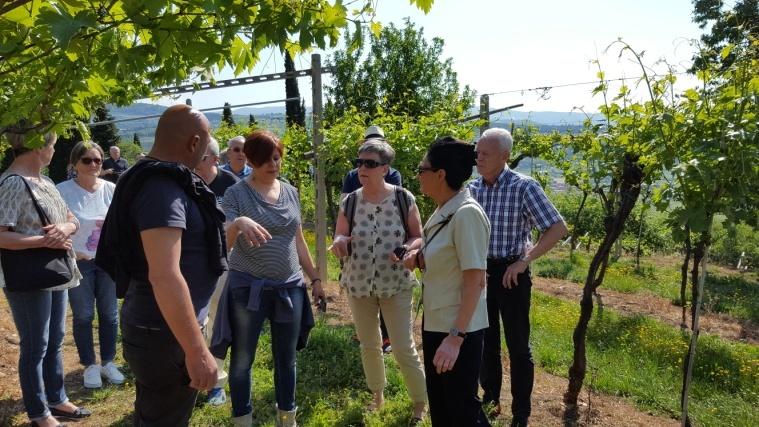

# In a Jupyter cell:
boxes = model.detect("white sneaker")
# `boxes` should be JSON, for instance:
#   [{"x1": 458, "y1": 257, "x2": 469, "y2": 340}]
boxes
[
  {"x1": 101, "y1": 361, "x2": 125, "y2": 385},
  {"x1": 83, "y1": 364, "x2": 102, "y2": 388}
]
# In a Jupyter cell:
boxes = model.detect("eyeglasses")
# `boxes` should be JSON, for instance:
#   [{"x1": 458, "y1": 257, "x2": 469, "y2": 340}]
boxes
[
  {"x1": 416, "y1": 166, "x2": 437, "y2": 174},
  {"x1": 231, "y1": 147, "x2": 243, "y2": 153},
  {"x1": 353, "y1": 158, "x2": 386, "y2": 169},
  {"x1": 80, "y1": 157, "x2": 103, "y2": 165}
]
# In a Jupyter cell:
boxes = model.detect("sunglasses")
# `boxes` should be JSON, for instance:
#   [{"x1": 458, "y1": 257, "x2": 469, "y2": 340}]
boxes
[
  {"x1": 353, "y1": 158, "x2": 386, "y2": 169},
  {"x1": 80, "y1": 157, "x2": 103, "y2": 165},
  {"x1": 416, "y1": 166, "x2": 437, "y2": 174},
  {"x1": 231, "y1": 147, "x2": 243, "y2": 153}
]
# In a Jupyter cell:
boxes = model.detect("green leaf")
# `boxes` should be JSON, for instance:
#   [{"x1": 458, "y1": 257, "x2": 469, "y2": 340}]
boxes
[
  {"x1": 370, "y1": 22, "x2": 382, "y2": 38},
  {"x1": 411, "y1": 0, "x2": 435, "y2": 14},
  {"x1": 38, "y1": 8, "x2": 96, "y2": 48},
  {"x1": 720, "y1": 45, "x2": 733, "y2": 60}
]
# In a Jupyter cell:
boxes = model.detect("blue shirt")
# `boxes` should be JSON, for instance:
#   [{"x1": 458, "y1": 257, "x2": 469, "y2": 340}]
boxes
[
  {"x1": 467, "y1": 168, "x2": 563, "y2": 258},
  {"x1": 222, "y1": 163, "x2": 252, "y2": 179}
]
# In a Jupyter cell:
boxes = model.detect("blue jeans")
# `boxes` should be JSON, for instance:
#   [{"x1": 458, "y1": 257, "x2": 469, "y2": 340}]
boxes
[
  {"x1": 3, "y1": 288, "x2": 69, "y2": 420},
  {"x1": 70, "y1": 260, "x2": 118, "y2": 366},
  {"x1": 228, "y1": 285, "x2": 303, "y2": 417}
]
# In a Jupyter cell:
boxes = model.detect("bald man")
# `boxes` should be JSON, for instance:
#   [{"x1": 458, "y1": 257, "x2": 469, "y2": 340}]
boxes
[{"x1": 96, "y1": 105, "x2": 226, "y2": 426}]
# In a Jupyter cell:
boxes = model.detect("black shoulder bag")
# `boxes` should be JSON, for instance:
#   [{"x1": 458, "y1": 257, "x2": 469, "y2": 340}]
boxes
[{"x1": 0, "y1": 175, "x2": 74, "y2": 292}]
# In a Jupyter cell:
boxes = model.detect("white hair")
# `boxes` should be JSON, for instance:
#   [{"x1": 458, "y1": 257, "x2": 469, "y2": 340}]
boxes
[
  {"x1": 208, "y1": 137, "x2": 220, "y2": 156},
  {"x1": 228, "y1": 135, "x2": 245, "y2": 146},
  {"x1": 480, "y1": 128, "x2": 513, "y2": 154}
]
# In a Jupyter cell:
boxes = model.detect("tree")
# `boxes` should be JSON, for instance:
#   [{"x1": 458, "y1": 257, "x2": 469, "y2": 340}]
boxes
[
  {"x1": 248, "y1": 114, "x2": 257, "y2": 128},
  {"x1": 222, "y1": 102, "x2": 235, "y2": 126},
  {"x1": 0, "y1": 1, "x2": 435, "y2": 145},
  {"x1": 326, "y1": 19, "x2": 473, "y2": 121},
  {"x1": 284, "y1": 51, "x2": 306, "y2": 127},
  {"x1": 133, "y1": 133, "x2": 141, "y2": 147},
  {"x1": 91, "y1": 106, "x2": 119, "y2": 151},
  {"x1": 691, "y1": 0, "x2": 759, "y2": 69},
  {"x1": 48, "y1": 129, "x2": 83, "y2": 183}
]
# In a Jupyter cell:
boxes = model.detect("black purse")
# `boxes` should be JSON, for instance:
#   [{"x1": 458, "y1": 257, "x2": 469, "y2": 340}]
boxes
[{"x1": 0, "y1": 175, "x2": 74, "y2": 292}]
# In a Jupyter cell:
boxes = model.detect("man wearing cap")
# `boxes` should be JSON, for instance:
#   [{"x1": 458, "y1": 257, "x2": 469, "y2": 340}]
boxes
[
  {"x1": 221, "y1": 135, "x2": 252, "y2": 179},
  {"x1": 469, "y1": 128, "x2": 567, "y2": 427},
  {"x1": 339, "y1": 125, "x2": 401, "y2": 354}
]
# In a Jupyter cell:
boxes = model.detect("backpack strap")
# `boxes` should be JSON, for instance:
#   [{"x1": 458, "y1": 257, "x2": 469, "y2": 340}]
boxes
[
  {"x1": 394, "y1": 186, "x2": 411, "y2": 240},
  {"x1": 344, "y1": 191, "x2": 358, "y2": 256}
]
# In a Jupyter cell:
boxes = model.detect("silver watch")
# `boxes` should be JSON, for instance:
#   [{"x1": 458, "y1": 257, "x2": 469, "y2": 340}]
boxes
[{"x1": 449, "y1": 327, "x2": 466, "y2": 338}]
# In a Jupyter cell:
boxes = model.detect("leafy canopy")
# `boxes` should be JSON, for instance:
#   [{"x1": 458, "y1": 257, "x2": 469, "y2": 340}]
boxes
[{"x1": 0, "y1": 0, "x2": 435, "y2": 145}]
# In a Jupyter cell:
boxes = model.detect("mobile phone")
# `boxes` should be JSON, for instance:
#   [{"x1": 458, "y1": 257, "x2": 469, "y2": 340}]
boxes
[{"x1": 393, "y1": 246, "x2": 408, "y2": 259}]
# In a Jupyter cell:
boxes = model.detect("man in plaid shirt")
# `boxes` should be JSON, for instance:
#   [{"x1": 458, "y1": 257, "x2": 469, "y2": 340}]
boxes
[{"x1": 468, "y1": 128, "x2": 568, "y2": 427}]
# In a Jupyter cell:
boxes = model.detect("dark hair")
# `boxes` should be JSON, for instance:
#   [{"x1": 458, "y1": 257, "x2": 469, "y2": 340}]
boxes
[
  {"x1": 243, "y1": 129, "x2": 284, "y2": 167},
  {"x1": 69, "y1": 140, "x2": 104, "y2": 167},
  {"x1": 426, "y1": 136, "x2": 477, "y2": 190}
]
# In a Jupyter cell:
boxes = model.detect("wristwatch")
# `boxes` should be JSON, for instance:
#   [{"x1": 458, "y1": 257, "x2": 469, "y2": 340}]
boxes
[
  {"x1": 449, "y1": 327, "x2": 466, "y2": 339},
  {"x1": 519, "y1": 255, "x2": 531, "y2": 263}
]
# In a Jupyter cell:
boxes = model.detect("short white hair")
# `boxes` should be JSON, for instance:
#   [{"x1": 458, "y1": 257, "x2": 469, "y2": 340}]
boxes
[
  {"x1": 207, "y1": 137, "x2": 220, "y2": 156},
  {"x1": 480, "y1": 128, "x2": 513, "y2": 154},
  {"x1": 228, "y1": 135, "x2": 245, "y2": 146}
]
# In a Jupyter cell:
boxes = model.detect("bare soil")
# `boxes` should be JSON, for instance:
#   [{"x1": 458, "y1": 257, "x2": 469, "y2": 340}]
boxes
[{"x1": 532, "y1": 277, "x2": 759, "y2": 345}]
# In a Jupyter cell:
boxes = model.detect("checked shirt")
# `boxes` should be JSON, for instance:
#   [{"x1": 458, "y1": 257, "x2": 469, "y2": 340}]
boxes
[{"x1": 467, "y1": 167, "x2": 563, "y2": 258}]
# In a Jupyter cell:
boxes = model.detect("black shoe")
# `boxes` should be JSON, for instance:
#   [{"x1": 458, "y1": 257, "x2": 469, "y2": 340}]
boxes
[{"x1": 49, "y1": 406, "x2": 92, "y2": 420}]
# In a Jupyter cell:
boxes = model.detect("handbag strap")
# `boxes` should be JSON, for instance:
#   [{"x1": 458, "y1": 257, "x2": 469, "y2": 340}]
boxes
[{"x1": 0, "y1": 174, "x2": 53, "y2": 226}]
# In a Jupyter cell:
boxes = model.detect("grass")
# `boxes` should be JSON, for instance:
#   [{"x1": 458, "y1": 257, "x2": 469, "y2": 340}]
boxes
[
  {"x1": 532, "y1": 250, "x2": 759, "y2": 324},
  {"x1": 531, "y1": 291, "x2": 759, "y2": 426}
]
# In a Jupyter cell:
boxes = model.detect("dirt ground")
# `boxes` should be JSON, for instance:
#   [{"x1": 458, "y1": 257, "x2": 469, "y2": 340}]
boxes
[
  {"x1": 532, "y1": 277, "x2": 759, "y2": 345},
  {"x1": 0, "y1": 281, "x2": 702, "y2": 426}
]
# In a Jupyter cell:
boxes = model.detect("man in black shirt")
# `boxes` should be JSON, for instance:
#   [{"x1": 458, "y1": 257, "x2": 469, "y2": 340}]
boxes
[
  {"x1": 100, "y1": 105, "x2": 223, "y2": 425},
  {"x1": 101, "y1": 145, "x2": 129, "y2": 183},
  {"x1": 195, "y1": 137, "x2": 240, "y2": 204}
]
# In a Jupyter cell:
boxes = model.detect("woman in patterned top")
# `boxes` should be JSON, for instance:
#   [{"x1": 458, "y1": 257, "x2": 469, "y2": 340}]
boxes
[
  {"x1": 0, "y1": 130, "x2": 91, "y2": 427},
  {"x1": 331, "y1": 139, "x2": 427, "y2": 424}
]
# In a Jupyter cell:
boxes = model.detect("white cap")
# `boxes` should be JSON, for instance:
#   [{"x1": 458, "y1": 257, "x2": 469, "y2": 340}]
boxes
[{"x1": 364, "y1": 125, "x2": 385, "y2": 138}]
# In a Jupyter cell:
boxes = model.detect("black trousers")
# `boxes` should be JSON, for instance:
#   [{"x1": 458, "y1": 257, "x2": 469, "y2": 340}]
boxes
[
  {"x1": 479, "y1": 259, "x2": 534, "y2": 422},
  {"x1": 122, "y1": 323, "x2": 198, "y2": 427},
  {"x1": 423, "y1": 329, "x2": 490, "y2": 427}
]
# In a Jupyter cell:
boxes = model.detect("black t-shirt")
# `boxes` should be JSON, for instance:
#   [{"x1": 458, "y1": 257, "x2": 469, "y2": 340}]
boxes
[
  {"x1": 208, "y1": 168, "x2": 240, "y2": 204},
  {"x1": 102, "y1": 157, "x2": 129, "y2": 183},
  {"x1": 120, "y1": 175, "x2": 219, "y2": 328},
  {"x1": 341, "y1": 167, "x2": 402, "y2": 193}
]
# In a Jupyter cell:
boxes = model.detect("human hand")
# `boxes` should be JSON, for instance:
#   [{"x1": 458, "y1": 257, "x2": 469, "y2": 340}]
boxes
[
  {"x1": 42, "y1": 223, "x2": 72, "y2": 246},
  {"x1": 185, "y1": 347, "x2": 218, "y2": 391},
  {"x1": 41, "y1": 236, "x2": 73, "y2": 250},
  {"x1": 432, "y1": 335, "x2": 463, "y2": 374},
  {"x1": 329, "y1": 235, "x2": 352, "y2": 258},
  {"x1": 235, "y1": 217, "x2": 271, "y2": 247},
  {"x1": 311, "y1": 279, "x2": 326, "y2": 300},
  {"x1": 502, "y1": 260, "x2": 528, "y2": 289}
]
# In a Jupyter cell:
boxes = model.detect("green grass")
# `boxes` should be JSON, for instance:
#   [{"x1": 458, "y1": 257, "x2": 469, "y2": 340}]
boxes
[
  {"x1": 532, "y1": 250, "x2": 759, "y2": 324},
  {"x1": 531, "y1": 291, "x2": 759, "y2": 426}
]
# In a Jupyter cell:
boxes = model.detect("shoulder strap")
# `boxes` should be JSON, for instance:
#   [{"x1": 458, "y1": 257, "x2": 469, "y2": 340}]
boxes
[
  {"x1": 0, "y1": 174, "x2": 52, "y2": 226},
  {"x1": 423, "y1": 201, "x2": 477, "y2": 249},
  {"x1": 345, "y1": 191, "x2": 358, "y2": 237},
  {"x1": 394, "y1": 186, "x2": 410, "y2": 239}
]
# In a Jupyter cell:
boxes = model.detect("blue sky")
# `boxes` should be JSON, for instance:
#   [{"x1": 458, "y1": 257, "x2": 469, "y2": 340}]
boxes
[{"x1": 150, "y1": 0, "x2": 704, "y2": 116}]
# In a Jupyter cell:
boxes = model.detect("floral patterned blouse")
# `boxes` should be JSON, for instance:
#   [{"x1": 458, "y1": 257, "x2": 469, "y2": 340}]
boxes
[
  {"x1": 0, "y1": 173, "x2": 80, "y2": 290},
  {"x1": 339, "y1": 187, "x2": 418, "y2": 298}
]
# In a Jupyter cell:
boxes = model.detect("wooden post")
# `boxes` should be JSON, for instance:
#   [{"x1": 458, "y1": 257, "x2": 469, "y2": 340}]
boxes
[
  {"x1": 311, "y1": 54, "x2": 329, "y2": 281},
  {"x1": 479, "y1": 94, "x2": 490, "y2": 135}
]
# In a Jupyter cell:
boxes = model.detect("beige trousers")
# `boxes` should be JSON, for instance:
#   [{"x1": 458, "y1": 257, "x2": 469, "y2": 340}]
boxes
[{"x1": 347, "y1": 289, "x2": 427, "y2": 404}]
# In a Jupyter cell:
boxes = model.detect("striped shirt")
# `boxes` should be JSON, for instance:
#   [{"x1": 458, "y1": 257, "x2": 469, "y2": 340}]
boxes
[
  {"x1": 221, "y1": 180, "x2": 302, "y2": 281},
  {"x1": 467, "y1": 168, "x2": 563, "y2": 258}
]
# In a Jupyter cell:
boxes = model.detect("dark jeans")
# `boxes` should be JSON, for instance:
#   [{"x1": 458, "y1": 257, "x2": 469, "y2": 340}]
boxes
[
  {"x1": 423, "y1": 329, "x2": 490, "y2": 427},
  {"x1": 4, "y1": 288, "x2": 68, "y2": 420},
  {"x1": 228, "y1": 286, "x2": 303, "y2": 417},
  {"x1": 70, "y1": 260, "x2": 118, "y2": 366},
  {"x1": 479, "y1": 260, "x2": 534, "y2": 421},
  {"x1": 121, "y1": 323, "x2": 197, "y2": 427}
]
